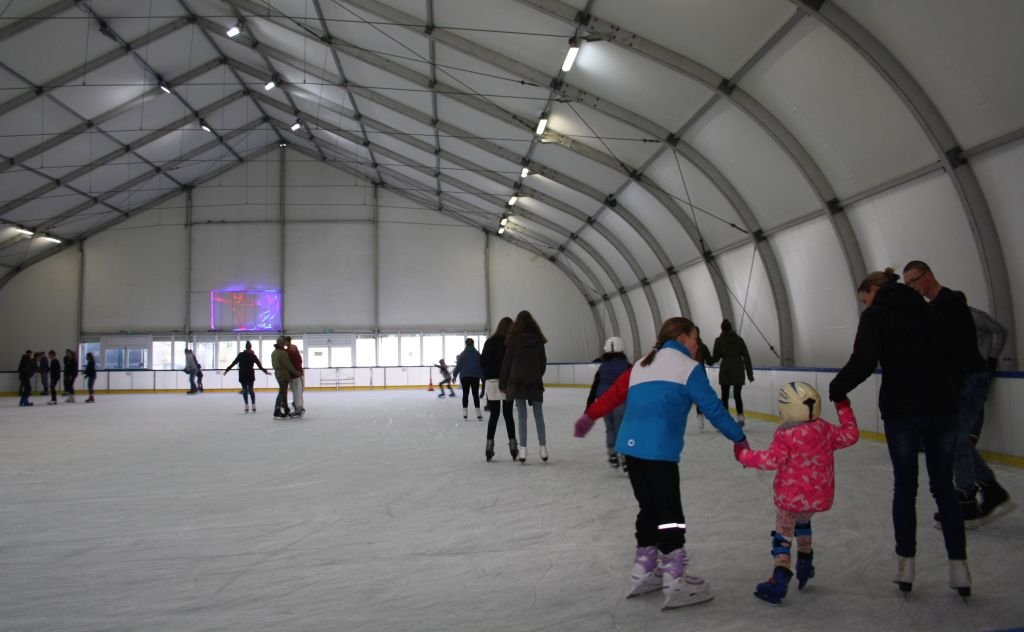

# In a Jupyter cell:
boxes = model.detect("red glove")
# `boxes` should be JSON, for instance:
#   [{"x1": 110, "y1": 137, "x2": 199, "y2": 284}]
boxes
[
  {"x1": 733, "y1": 437, "x2": 750, "y2": 462},
  {"x1": 574, "y1": 414, "x2": 596, "y2": 438}
]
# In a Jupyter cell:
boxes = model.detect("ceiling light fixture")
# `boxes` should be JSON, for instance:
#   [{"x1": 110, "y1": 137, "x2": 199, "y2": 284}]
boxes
[
  {"x1": 290, "y1": 120, "x2": 302, "y2": 132},
  {"x1": 158, "y1": 78, "x2": 171, "y2": 94},
  {"x1": 199, "y1": 120, "x2": 212, "y2": 133},
  {"x1": 499, "y1": 216, "x2": 509, "y2": 227},
  {"x1": 264, "y1": 79, "x2": 276, "y2": 91},
  {"x1": 41, "y1": 235, "x2": 61, "y2": 244},
  {"x1": 497, "y1": 226, "x2": 506, "y2": 235},
  {"x1": 535, "y1": 117, "x2": 548, "y2": 136},
  {"x1": 507, "y1": 195, "x2": 518, "y2": 207},
  {"x1": 226, "y1": 23, "x2": 241, "y2": 38},
  {"x1": 520, "y1": 167, "x2": 529, "y2": 178},
  {"x1": 561, "y1": 39, "x2": 580, "y2": 72},
  {"x1": 279, "y1": 142, "x2": 288, "y2": 148},
  {"x1": 14, "y1": 227, "x2": 33, "y2": 236}
]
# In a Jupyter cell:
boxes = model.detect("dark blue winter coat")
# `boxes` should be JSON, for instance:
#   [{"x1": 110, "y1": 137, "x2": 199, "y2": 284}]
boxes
[
  {"x1": 586, "y1": 353, "x2": 631, "y2": 408},
  {"x1": 453, "y1": 345, "x2": 483, "y2": 380}
]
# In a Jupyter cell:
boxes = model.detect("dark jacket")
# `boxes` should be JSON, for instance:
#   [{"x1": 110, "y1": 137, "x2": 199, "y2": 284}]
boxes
[
  {"x1": 829, "y1": 282, "x2": 958, "y2": 419},
  {"x1": 49, "y1": 357, "x2": 61, "y2": 381},
  {"x1": 63, "y1": 354, "x2": 78, "y2": 378},
  {"x1": 931, "y1": 287, "x2": 987, "y2": 380},
  {"x1": 499, "y1": 333, "x2": 546, "y2": 402},
  {"x1": 225, "y1": 350, "x2": 266, "y2": 383},
  {"x1": 84, "y1": 357, "x2": 97, "y2": 379},
  {"x1": 587, "y1": 353, "x2": 631, "y2": 408},
  {"x1": 710, "y1": 331, "x2": 753, "y2": 386},
  {"x1": 452, "y1": 346, "x2": 483, "y2": 380},
  {"x1": 480, "y1": 335, "x2": 506, "y2": 380},
  {"x1": 18, "y1": 354, "x2": 36, "y2": 378},
  {"x1": 39, "y1": 355, "x2": 50, "y2": 374}
]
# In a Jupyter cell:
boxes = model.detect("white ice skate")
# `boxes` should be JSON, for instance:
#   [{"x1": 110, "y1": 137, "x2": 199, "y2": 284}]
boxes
[
  {"x1": 894, "y1": 556, "x2": 915, "y2": 594},
  {"x1": 539, "y1": 445, "x2": 548, "y2": 462},
  {"x1": 626, "y1": 546, "x2": 662, "y2": 597},
  {"x1": 518, "y1": 447, "x2": 527, "y2": 464},
  {"x1": 660, "y1": 548, "x2": 713, "y2": 609},
  {"x1": 949, "y1": 559, "x2": 971, "y2": 598}
]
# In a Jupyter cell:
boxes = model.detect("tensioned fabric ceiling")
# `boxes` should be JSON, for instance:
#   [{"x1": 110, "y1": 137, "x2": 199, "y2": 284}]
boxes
[{"x1": 0, "y1": 0, "x2": 1020, "y2": 365}]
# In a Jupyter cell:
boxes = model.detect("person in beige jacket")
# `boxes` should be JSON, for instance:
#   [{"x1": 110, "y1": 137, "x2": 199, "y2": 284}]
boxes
[{"x1": 271, "y1": 337, "x2": 299, "y2": 418}]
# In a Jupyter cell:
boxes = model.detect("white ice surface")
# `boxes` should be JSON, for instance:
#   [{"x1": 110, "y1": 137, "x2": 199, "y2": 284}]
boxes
[{"x1": 1, "y1": 388, "x2": 1023, "y2": 632}]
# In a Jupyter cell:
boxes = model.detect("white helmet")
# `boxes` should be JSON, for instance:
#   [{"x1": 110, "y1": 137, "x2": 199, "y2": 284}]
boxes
[
  {"x1": 604, "y1": 336, "x2": 625, "y2": 354},
  {"x1": 777, "y1": 381, "x2": 821, "y2": 423}
]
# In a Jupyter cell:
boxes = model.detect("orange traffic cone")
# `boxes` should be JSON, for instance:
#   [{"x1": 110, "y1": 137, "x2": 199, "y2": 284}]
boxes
[{"x1": 427, "y1": 375, "x2": 434, "y2": 391}]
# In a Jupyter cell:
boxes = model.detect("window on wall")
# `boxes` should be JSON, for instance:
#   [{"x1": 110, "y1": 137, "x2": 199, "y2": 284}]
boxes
[
  {"x1": 422, "y1": 335, "x2": 443, "y2": 367},
  {"x1": 378, "y1": 335, "x2": 398, "y2": 367},
  {"x1": 308, "y1": 346, "x2": 329, "y2": 369},
  {"x1": 173, "y1": 341, "x2": 189, "y2": 371},
  {"x1": 104, "y1": 348, "x2": 125, "y2": 370},
  {"x1": 79, "y1": 342, "x2": 100, "y2": 369},
  {"x1": 332, "y1": 346, "x2": 352, "y2": 367},
  {"x1": 444, "y1": 335, "x2": 465, "y2": 365},
  {"x1": 152, "y1": 341, "x2": 173, "y2": 370},
  {"x1": 400, "y1": 334, "x2": 421, "y2": 366},
  {"x1": 194, "y1": 341, "x2": 215, "y2": 372},
  {"x1": 218, "y1": 339, "x2": 238, "y2": 369},
  {"x1": 355, "y1": 337, "x2": 376, "y2": 367},
  {"x1": 126, "y1": 348, "x2": 148, "y2": 369},
  {"x1": 260, "y1": 339, "x2": 275, "y2": 368}
]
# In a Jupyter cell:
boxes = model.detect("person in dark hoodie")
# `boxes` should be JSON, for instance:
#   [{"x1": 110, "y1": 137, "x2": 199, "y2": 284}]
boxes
[
  {"x1": 500, "y1": 310, "x2": 548, "y2": 464},
  {"x1": 586, "y1": 336, "x2": 632, "y2": 470},
  {"x1": 38, "y1": 351, "x2": 50, "y2": 396},
  {"x1": 709, "y1": 319, "x2": 754, "y2": 427},
  {"x1": 829, "y1": 268, "x2": 969, "y2": 598},
  {"x1": 47, "y1": 350, "x2": 61, "y2": 405},
  {"x1": 17, "y1": 349, "x2": 35, "y2": 406},
  {"x1": 453, "y1": 338, "x2": 484, "y2": 421},
  {"x1": 84, "y1": 352, "x2": 97, "y2": 403},
  {"x1": 481, "y1": 317, "x2": 517, "y2": 462},
  {"x1": 63, "y1": 349, "x2": 78, "y2": 403}
]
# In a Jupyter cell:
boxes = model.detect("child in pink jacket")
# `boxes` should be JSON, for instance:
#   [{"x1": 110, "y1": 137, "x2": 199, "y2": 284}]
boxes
[{"x1": 734, "y1": 381, "x2": 858, "y2": 605}]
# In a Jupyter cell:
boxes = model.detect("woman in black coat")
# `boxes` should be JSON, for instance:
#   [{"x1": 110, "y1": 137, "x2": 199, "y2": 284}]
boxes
[
  {"x1": 499, "y1": 310, "x2": 548, "y2": 464},
  {"x1": 481, "y1": 316, "x2": 517, "y2": 462},
  {"x1": 829, "y1": 268, "x2": 969, "y2": 596},
  {"x1": 709, "y1": 319, "x2": 754, "y2": 426}
]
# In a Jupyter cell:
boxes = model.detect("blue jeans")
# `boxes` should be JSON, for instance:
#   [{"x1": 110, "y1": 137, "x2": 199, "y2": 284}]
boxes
[
  {"x1": 884, "y1": 414, "x2": 965, "y2": 560},
  {"x1": 515, "y1": 400, "x2": 546, "y2": 448},
  {"x1": 604, "y1": 404, "x2": 625, "y2": 451},
  {"x1": 241, "y1": 381, "x2": 255, "y2": 405},
  {"x1": 954, "y1": 371, "x2": 995, "y2": 492}
]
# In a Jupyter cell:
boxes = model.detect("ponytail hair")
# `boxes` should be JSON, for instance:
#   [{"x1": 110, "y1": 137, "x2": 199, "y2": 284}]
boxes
[
  {"x1": 856, "y1": 267, "x2": 900, "y2": 294},
  {"x1": 640, "y1": 317, "x2": 696, "y2": 367}
]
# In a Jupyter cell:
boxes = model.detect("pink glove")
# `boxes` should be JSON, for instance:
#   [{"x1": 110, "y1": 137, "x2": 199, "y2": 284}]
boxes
[
  {"x1": 733, "y1": 437, "x2": 750, "y2": 462},
  {"x1": 574, "y1": 414, "x2": 596, "y2": 438}
]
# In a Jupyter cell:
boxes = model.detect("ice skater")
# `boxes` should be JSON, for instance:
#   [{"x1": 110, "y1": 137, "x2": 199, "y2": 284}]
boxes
[
  {"x1": 709, "y1": 319, "x2": 754, "y2": 427},
  {"x1": 585, "y1": 336, "x2": 631, "y2": 470},
  {"x1": 46, "y1": 350, "x2": 60, "y2": 405},
  {"x1": 84, "y1": 352, "x2": 97, "y2": 402},
  {"x1": 481, "y1": 317, "x2": 517, "y2": 461},
  {"x1": 17, "y1": 349, "x2": 35, "y2": 406},
  {"x1": 63, "y1": 349, "x2": 78, "y2": 403},
  {"x1": 734, "y1": 382, "x2": 859, "y2": 604},
  {"x1": 284, "y1": 336, "x2": 305, "y2": 417},
  {"x1": 574, "y1": 316, "x2": 748, "y2": 609},
  {"x1": 453, "y1": 338, "x2": 483, "y2": 420},
  {"x1": 224, "y1": 341, "x2": 270, "y2": 413},
  {"x1": 500, "y1": 310, "x2": 548, "y2": 463},
  {"x1": 184, "y1": 348, "x2": 198, "y2": 394},
  {"x1": 434, "y1": 359, "x2": 456, "y2": 397},
  {"x1": 271, "y1": 337, "x2": 300, "y2": 418}
]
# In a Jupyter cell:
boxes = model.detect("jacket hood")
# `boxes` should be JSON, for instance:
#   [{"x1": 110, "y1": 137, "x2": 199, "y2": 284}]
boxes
[{"x1": 513, "y1": 333, "x2": 546, "y2": 349}]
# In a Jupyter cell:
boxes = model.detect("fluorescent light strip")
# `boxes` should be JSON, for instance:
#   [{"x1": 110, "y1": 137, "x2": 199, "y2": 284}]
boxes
[
  {"x1": 520, "y1": 167, "x2": 529, "y2": 178},
  {"x1": 264, "y1": 79, "x2": 276, "y2": 91},
  {"x1": 159, "y1": 83, "x2": 171, "y2": 94},
  {"x1": 561, "y1": 43, "x2": 580, "y2": 72},
  {"x1": 535, "y1": 118, "x2": 548, "y2": 136},
  {"x1": 41, "y1": 236, "x2": 61, "y2": 244},
  {"x1": 14, "y1": 227, "x2": 34, "y2": 236},
  {"x1": 290, "y1": 121, "x2": 301, "y2": 132},
  {"x1": 507, "y1": 196, "x2": 518, "y2": 206},
  {"x1": 226, "y1": 25, "x2": 241, "y2": 38},
  {"x1": 497, "y1": 226, "x2": 506, "y2": 235},
  {"x1": 499, "y1": 217, "x2": 508, "y2": 227}
]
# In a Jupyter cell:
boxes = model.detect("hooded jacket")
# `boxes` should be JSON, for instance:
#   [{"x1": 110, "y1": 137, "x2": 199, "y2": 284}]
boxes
[
  {"x1": 738, "y1": 404, "x2": 859, "y2": 512},
  {"x1": 710, "y1": 330, "x2": 753, "y2": 386},
  {"x1": 585, "y1": 340, "x2": 745, "y2": 462},
  {"x1": 452, "y1": 345, "x2": 483, "y2": 380},
  {"x1": 829, "y1": 281, "x2": 958, "y2": 419},
  {"x1": 499, "y1": 333, "x2": 546, "y2": 402}
]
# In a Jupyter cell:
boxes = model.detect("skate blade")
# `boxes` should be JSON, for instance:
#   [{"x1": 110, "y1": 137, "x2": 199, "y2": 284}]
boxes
[
  {"x1": 626, "y1": 579, "x2": 662, "y2": 598},
  {"x1": 661, "y1": 591, "x2": 713, "y2": 610}
]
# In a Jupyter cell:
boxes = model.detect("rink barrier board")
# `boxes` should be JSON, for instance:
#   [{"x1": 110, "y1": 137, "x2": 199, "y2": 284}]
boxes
[{"x1": 3, "y1": 365, "x2": 1022, "y2": 467}]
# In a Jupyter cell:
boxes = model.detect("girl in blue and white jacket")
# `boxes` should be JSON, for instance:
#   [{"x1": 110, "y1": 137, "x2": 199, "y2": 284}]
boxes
[{"x1": 575, "y1": 316, "x2": 748, "y2": 610}]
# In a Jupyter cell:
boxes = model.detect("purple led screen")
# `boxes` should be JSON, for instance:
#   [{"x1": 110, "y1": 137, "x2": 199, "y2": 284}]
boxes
[{"x1": 210, "y1": 290, "x2": 281, "y2": 331}]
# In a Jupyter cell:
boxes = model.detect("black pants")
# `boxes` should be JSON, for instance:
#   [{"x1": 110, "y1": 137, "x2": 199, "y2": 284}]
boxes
[
  {"x1": 87, "y1": 375, "x2": 96, "y2": 396},
  {"x1": 721, "y1": 384, "x2": 744, "y2": 415},
  {"x1": 460, "y1": 377, "x2": 481, "y2": 408},
  {"x1": 18, "y1": 375, "x2": 31, "y2": 403},
  {"x1": 275, "y1": 378, "x2": 290, "y2": 414},
  {"x1": 64, "y1": 373, "x2": 76, "y2": 396},
  {"x1": 625, "y1": 456, "x2": 686, "y2": 553},
  {"x1": 486, "y1": 399, "x2": 515, "y2": 441},
  {"x1": 50, "y1": 375, "x2": 60, "y2": 402}
]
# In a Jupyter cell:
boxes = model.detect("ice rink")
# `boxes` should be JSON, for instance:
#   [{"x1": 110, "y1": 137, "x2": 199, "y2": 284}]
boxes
[{"x1": 2, "y1": 387, "x2": 1022, "y2": 632}]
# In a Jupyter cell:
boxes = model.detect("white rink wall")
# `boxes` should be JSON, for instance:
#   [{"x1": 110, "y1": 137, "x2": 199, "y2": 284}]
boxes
[{"x1": 4, "y1": 366, "x2": 1023, "y2": 463}]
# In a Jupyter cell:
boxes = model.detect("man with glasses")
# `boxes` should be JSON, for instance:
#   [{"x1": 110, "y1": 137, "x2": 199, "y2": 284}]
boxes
[{"x1": 902, "y1": 261, "x2": 1011, "y2": 526}]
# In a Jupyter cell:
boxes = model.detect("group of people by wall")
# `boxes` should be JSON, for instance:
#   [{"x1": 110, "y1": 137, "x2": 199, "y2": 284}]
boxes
[
  {"x1": 571, "y1": 259, "x2": 1010, "y2": 609},
  {"x1": 16, "y1": 349, "x2": 95, "y2": 406}
]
